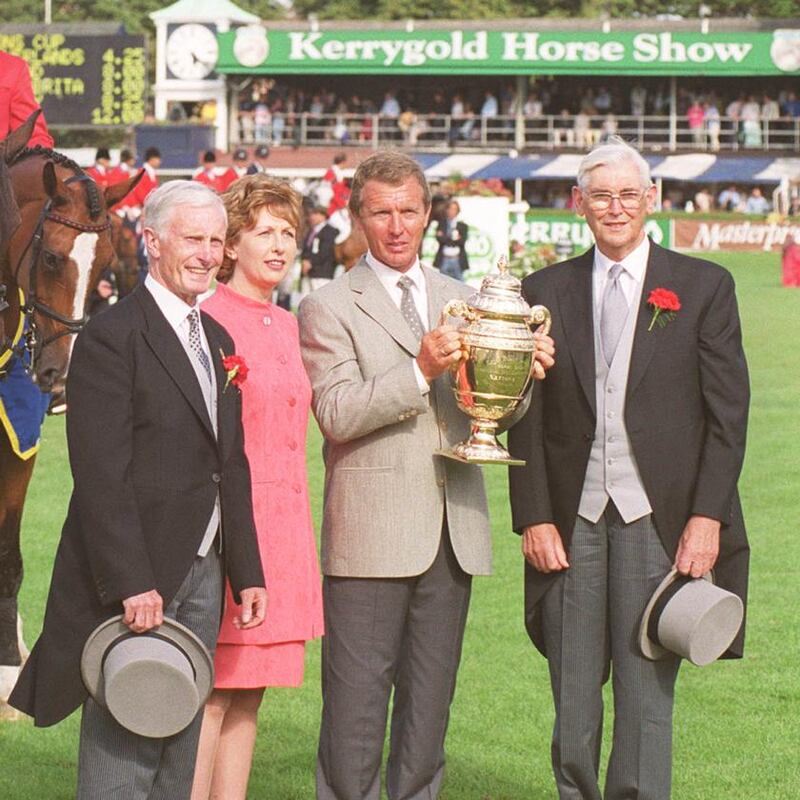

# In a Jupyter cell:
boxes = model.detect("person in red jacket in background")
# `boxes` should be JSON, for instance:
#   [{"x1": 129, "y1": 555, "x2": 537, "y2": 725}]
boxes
[
  {"x1": 85, "y1": 147, "x2": 122, "y2": 190},
  {"x1": 0, "y1": 50, "x2": 54, "y2": 148},
  {"x1": 322, "y1": 152, "x2": 350, "y2": 215},
  {"x1": 193, "y1": 150, "x2": 234, "y2": 193},
  {"x1": 121, "y1": 146, "x2": 160, "y2": 216}
]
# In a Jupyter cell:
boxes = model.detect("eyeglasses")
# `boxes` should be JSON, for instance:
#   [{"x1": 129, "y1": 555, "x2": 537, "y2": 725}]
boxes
[{"x1": 586, "y1": 189, "x2": 648, "y2": 211}]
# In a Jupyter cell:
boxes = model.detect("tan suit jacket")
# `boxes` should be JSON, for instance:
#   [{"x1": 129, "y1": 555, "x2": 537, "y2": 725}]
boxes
[{"x1": 298, "y1": 259, "x2": 491, "y2": 578}]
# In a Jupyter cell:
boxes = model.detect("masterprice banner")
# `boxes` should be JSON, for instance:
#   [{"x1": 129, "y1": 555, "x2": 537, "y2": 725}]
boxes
[{"x1": 218, "y1": 26, "x2": 800, "y2": 76}]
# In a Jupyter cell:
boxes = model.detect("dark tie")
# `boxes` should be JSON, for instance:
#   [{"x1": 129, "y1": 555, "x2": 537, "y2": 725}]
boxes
[
  {"x1": 600, "y1": 263, "x2": 628, "y2": 366},
  {"x1": 396, "y1": 275, "x2": 425, "y2": 341},
  {"x1": 187, "y1": 309, "x2": 212, "y2": 384}
]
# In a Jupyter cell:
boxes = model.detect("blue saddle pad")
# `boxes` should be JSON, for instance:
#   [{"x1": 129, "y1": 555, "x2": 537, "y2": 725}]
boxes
[{"x1": 0, "y1": 353, "x2": 51, "y2": 460}]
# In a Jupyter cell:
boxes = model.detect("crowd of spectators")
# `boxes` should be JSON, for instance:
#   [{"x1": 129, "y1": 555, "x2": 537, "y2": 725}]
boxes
[{"x1": 232, "y1": 77, "x2": 800, "y2": 150}]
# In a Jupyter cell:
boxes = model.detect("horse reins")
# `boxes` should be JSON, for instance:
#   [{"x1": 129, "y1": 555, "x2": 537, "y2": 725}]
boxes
[{"x1": 4, "y1": 173, "x2": 110, "y2": 374}]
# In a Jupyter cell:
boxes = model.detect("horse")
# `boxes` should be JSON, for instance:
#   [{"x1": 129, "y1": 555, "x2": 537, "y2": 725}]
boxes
[
  {"x1": 0, "y1": 113, "x2": 140, "y2": 718},
  {"x1": 109, "y1": 213, "x2": 141, "y2": 297}
]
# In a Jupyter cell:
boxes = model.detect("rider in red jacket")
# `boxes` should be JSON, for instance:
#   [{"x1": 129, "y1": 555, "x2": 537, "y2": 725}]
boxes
[{"x1": 0, "y1": 51, "x2": 54, "y2": 148}]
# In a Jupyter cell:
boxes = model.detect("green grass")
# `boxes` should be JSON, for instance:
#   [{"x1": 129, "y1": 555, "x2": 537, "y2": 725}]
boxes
[{"x1": 1, "y1": 250, "x2": 798, "y2": 798}]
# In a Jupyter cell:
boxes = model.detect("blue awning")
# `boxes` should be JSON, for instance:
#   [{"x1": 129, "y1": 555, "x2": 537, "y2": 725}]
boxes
[{"x1": 415, "y1": 152, "x2": 800, "y2": 185}]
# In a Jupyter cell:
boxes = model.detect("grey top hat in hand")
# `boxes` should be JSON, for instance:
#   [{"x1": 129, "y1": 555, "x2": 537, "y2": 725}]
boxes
[
  {"x1": 81, "y1": 615, "x2": 214, "y2": 738},
  {"x1": 639, "y1": 569, "x2": 744, "y2": 667}
]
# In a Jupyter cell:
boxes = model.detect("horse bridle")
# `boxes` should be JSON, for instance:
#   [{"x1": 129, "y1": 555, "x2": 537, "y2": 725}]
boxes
[{"x1": 2, "y1": 174, "x2": 110, "y2": 375}]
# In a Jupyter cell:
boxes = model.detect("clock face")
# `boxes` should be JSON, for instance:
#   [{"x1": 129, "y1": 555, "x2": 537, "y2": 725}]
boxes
[{"x1": 166, "y1": 23, "x2": 219, "y2": 80}]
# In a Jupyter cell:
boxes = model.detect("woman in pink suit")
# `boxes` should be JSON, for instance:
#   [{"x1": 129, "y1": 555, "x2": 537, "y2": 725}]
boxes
[{"x1": 192, "y1": 175, "x2": 324, "y2": 800}]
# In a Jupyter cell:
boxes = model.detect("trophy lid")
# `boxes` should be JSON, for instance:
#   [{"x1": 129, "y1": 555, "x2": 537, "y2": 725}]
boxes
[{"x1": 466, "y1": 256, "x2": 532, "y2": 318}]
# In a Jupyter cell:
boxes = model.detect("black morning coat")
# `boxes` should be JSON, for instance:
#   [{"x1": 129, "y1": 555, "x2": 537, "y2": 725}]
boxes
[
  {"x1": 10, "y1": 286, "x2": 265, "y2": 726},
  {"x1": 508, "y1": 242, "x2": 750, "y2": 658}
]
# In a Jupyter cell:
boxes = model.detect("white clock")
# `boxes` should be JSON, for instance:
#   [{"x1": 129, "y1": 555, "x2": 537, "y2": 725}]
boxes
[
  {"x1": 233, "y1": 26, "x2": 269, "y2": 68},
  {"x1": 166, "y1": 23, "x2": 219, "y2": 80}
]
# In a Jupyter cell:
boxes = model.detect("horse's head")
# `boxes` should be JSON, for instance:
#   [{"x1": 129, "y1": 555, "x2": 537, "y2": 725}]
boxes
[{"x1": 3, "y1": 124, "x2": 140, "y2": 396}]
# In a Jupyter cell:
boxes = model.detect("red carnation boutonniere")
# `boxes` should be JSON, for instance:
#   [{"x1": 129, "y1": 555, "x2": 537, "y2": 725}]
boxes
[
  {"x1": 646, "y1": 288, "x2": 681, "y2": 332},
  {"x1": 219, "y1": 350, "x2": 249, "y2": 392}
]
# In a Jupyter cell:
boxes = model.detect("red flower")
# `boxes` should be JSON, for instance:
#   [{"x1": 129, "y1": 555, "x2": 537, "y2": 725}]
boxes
[
  {"x1": 220, "y1": 351, "x2": 249, "y2": 391},
  {"x1": 646, "y1": 288, "x2": 681, "y2": 331},
  {"x1": 647, "y1": 288, "x2": 681, "y2": 312}
]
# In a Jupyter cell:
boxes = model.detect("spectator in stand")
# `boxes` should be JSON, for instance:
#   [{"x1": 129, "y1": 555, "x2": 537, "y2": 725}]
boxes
[
  {"x1": 600, "y1": 113, "x2": 618, "y2": 143},
  {"x1": 687, "y1": 99, "x2": 705, "y2": 146},
  {"x1": 630, "y1": 83, "x2": 647, "y2": 117},
  {"x1": 781, "y1": 91, "x2": 800, "y2": 118},
  {"x1": 726, "y1": 94, "x2": 745, "y2": 144},
  {"x1": 694, "y1": 187, "x2": 714, "y2": 212},
  {"x1": 553, "y1": 109, "x2": 575, "y2": 148},
  {"x1": 762, "y1": 94, "x2": 781, "y2": 123},
  {"x1": 380, "y1": 91, "x2": 400, "y2": 118},
  {"x1": 744, "y1": 186, "x2": 770, "y2": 214},
  {"x1": 85, "y1": 148, "x2": 118, "y2": 190},
  {"x1": 741, "y1": 96, "x2": 762, "y2": 147},
  {"x1": 271, "y1": 98, "x2": 286, "y2": 145},
  {"x1": 253, "y1": 96, "x2": 271, "y2": 143},
  {"x1": 704, "y1": 101, "x2": 721, "y2": 152},
  {"x1": 481, "y1": 90, "x2": 499, "y2": 119},
  {"x1": 718, "y1": 184, "x2": 742, "y2": 212},
  {"x1": 230, "y1": 148, "x2": 250, "y2": 181},
  {"x1": 574, "y1": 107, "x2": 593, "y2": 148},
  {"x1": 593, "y1": 86, "x2": 612, "y2": 114},
  {"x1": 247, "y1": 144, "x2": 270, "y2": 175},
  {"x1": 0, "y1": 50, "x2": 54, "y2": 147},
  {"x1": 301, "y1": 205, "x2": 338, "y2": 292},
  {"x1": 524, "y1": 93, "x2": 543, "y2": 118}
]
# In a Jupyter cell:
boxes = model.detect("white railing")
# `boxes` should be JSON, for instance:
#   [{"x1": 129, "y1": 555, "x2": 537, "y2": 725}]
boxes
[{"x1": 237, "y1": 112, "x2": 800, "y2": 153}]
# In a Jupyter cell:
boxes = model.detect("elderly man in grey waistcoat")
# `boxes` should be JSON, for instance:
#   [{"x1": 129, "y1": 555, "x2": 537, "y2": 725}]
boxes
[{"x1": 508, "y1": 138, "x2": 750, "y2": 800}]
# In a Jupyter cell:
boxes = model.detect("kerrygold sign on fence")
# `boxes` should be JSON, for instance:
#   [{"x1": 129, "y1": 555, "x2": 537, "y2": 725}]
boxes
[{"x1": 217, "y1": 28, "x2": 800, "y2": 76}]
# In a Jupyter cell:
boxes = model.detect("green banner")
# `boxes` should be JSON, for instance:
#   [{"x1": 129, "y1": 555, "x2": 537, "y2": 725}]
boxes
[
  {"x1": 218, "y1": 26, "x2": 800, "y2": 76},
  {"x1": 511, "y1": 213, "x2": 672, "y2": 251}
]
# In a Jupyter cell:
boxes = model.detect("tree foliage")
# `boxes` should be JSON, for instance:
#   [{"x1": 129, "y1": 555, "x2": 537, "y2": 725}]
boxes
[{"x1": 2, "y1": 0, "x2": 797, "y2": 28}]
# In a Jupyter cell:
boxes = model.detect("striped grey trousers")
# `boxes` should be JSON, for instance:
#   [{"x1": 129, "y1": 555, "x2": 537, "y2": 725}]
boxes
[
  {"x1": 541, "y1": 504, "x2": 681, "y2": 800},
  {"x1": 76, "y1": 549, "x2": 222, "y2": 800}
]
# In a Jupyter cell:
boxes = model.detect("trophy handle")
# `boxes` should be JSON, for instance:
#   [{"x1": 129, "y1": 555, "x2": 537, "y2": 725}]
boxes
[
  {"x1": 528, "y1": 305, "x2": 552, "y2": 335},
  {"x1": 438, "y1": 299, "x2": 480, "y2": 327}
]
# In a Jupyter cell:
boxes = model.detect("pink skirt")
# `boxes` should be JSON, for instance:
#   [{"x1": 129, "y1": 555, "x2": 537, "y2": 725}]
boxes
[{"x1": 213, "y1": 641, "x2": 306, "y2": 689}]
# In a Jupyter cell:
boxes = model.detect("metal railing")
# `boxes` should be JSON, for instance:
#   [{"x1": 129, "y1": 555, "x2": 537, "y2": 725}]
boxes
[{"x1": 237, "y1": 112, "x2": 800, "y2": 153}]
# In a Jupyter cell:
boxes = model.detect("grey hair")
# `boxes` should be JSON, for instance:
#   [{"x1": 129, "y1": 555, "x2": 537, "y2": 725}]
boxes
[
  {"x1": 143, "y1": 180, "x2": 227, "y2": 237},
  {"x1": 577, "y1": 137, "x2": 652, "y2": 192}
]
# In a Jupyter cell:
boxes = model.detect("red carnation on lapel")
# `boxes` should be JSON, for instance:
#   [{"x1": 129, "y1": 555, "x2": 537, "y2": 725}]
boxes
[
  {"x1": 219, "y1": 350, "x2": 249, "y2": 391},
  {"x1": 646, "y1": 288, "x2": 681, "y2": 331}
]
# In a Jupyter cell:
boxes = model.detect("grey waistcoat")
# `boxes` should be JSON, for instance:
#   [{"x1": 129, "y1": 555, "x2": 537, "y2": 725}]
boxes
[{"x1": 578, "y1": 275, "x2": 652, "y2": 524}]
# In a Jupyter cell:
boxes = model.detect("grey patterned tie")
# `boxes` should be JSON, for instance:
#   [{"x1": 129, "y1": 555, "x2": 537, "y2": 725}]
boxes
[
  {"x1": 600, "y1": 263, "x2": 628, "y2": 366},
  {"x1": 397, "y1": 275, "x2": 425, "y2": 341},
  {"x1": 187, "y1": 309, "x2": 212, "y2": 384}
]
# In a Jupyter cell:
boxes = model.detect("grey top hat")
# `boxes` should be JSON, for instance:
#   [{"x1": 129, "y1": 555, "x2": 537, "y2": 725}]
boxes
[
  {"x1": 81, "y1": 616, "x2": 214, "y2": 738},
  {"x1": 639, "y1": 569, "x2": 744, "y2": 667}
]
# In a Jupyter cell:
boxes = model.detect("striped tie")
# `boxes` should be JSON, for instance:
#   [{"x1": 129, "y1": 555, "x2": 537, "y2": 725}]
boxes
[{"x1": 187, "y1": 309, "x2": 212, "y2": 384}]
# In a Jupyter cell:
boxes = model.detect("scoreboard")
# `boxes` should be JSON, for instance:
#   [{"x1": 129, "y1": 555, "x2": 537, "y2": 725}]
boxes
[{"x1": 0, "y1": 31, "x2": 147, "y2": 126}]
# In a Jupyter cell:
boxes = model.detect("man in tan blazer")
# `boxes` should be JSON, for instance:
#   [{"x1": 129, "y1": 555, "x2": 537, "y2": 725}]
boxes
[{"x1": 299, "y1": 151, "x2": 551, "y2": 800}]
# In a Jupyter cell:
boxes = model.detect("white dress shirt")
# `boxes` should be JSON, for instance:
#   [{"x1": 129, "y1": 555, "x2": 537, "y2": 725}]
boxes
[
  {"x1": 593, "y1": 235, "x2": 650, "y2": 317},
  {"x1": 366, "y1": 251, "x2": 430, "y2": 394},
  {"x1": 145, "y1": 274, "x2": 219, "y2": 556}
]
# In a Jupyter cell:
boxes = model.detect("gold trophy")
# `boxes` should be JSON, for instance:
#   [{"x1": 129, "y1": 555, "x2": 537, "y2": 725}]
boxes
[{"x1": 437, "y1": 256, "x2": 551, "y2": 466}]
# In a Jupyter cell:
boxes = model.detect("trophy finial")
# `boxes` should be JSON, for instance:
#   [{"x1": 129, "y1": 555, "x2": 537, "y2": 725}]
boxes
[{"x1": 497, "y1": 254, "x2": 508, "y2": 274}]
